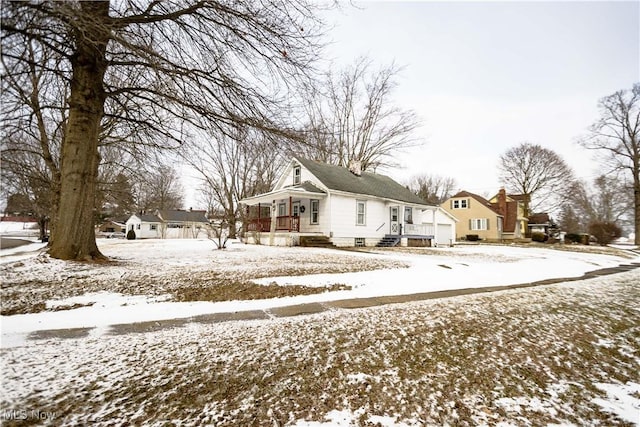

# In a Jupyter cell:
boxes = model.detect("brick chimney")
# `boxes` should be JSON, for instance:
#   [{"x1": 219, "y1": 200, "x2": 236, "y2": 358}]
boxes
[
  {"x1": 497, "y1": 188, "x2": 507, "y2": 217},
  {"x1": 348, "y1": 160, "x2": 362, "y2": 176}
]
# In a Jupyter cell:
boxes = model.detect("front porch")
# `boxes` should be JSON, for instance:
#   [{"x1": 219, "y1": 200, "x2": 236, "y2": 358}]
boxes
[
  {"x1": 246, "y1": 215, "x2": 301, "y2": 232},
  {"x1": 241, "y1": 182, "x2": 327, "y2": 239}
]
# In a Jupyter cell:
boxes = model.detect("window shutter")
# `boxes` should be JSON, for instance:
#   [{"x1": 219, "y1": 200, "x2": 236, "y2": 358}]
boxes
[
  {"x1": 467, "y1": 198, "x2": 471, "y2": 208},
  {"x1": 486, "y1": 218, "x2": 490, "y2": 230},
  {"x1": 450, "y1": 200, "x2": 453, "y2": 209},
  {"x1": 469, "y1": 219, "x2": 472, "y2": 230}
]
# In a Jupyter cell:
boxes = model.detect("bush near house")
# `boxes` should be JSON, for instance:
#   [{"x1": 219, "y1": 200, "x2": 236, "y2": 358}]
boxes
[
  {"x1": 465, "y1": 234, "x2": 480, "y2": 241},
  {"x1": 588, "y1": 222, "x2": 622, "y2": 246},
  {"x1": 531, "y1": 232, "x2": 548, "y2": 242},
  {"x1": 126, "y1": 229, "x2": 136, "y2": 240},
  {"x1": 565, "y1": 233, "x2": 588, "y2": 244}
]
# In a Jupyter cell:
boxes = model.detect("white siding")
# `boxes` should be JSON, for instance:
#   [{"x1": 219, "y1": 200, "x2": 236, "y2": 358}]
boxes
[
  {"x1": 124, "y1": 215, "x2": 207, "y2": 239},
  {"x1": 434, "y1": 209, "x2": 457, "y2": 246},
  {"x1": 125, "y1": 216, "x2": 161, "y2": 239},
  {"x1": 329, "y1": 195, "x2": 388, "y2": 240},
  {"x1": 275, "y1": 162, "x2": 326, "y2": 191}
]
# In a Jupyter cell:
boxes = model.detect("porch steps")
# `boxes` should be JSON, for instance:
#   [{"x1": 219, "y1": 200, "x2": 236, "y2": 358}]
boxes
[
  {"x1": 300, "y1": 235, "x2": 337, "y2": 249},
  {"x1": 376, "y1": 235, "x2": 401, "y2": 247}
]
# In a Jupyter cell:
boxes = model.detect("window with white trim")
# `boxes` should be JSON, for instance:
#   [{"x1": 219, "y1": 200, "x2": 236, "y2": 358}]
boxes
[
  {"x1": 293, "y1": 166, "x2": 301, "y2": 185},
  {"x1": 278, "y1": 203, "x2": 286, "y2": 217},
  {"x1": 453, "y1": 199, "x2": 468, "y2": 209},
  {"x1": 404, "y1": 207, "x2": 413, "y2": 224},
  {"x1": 356, "y1": 200, "x2": 366, "y2": 225},
  {"x1": 150, "y1": 224, "x2": 157, "y2": 231},
  {"x1": 310, "y1": 199, "x2": 319, "y2": 224},
  {"x1": 470, "y1": 218, "x2": 488, "y2": 231}
]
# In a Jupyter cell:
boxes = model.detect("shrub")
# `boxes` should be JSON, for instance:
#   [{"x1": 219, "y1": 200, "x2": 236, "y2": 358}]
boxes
[
  {"x1": 466, "y1": 234, "x2": 479, "y2": 242},
  {"x1": 531, "y1": 232, "x2": 548, "y2": 242},
  {"x1": 126, "y1": 229, "x2": 136, "y2": 240},
  {"x1": 565, "y1": 233, "x2": 584, "y2": 244},
  {"x1": 588, "y1": 221, "x2": 622, "y2": 246}
]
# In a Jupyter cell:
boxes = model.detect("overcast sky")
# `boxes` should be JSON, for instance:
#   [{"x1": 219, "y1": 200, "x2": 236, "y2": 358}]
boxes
[{"x1": 320, "y1": 0, "x2": 639, "y2": 197}]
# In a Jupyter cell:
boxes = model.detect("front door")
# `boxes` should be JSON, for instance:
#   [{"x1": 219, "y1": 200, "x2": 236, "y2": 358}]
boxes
[
  {"x1": 390, "y1": 206, "x2": 400, "y2": 234},
  {"x1": 292, "y1": 201, "x2": 301, "y2": 231}
]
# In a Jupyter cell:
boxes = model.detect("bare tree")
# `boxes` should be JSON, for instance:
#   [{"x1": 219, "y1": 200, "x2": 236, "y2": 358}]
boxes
[
  {"x1": 589, "y1": 174, "x2": 632, "y2": 225},
  {"x1": 579, "y1": 83, "x2": 640, "y2": 244},
  {"x1": 134, "y1": 165, "x2": 184, "y2": 212},
  {"x1": 185, "y1": 128, "x2": 285, "y2": 238},
  {"x1": 297, "y1": 57, "x2": 423, "y2": 171},
  {"x1": 407, "y1": 174, "x2": 457, "y2": 205},
  {"x1": 1, "y1": 34, "x2": 66, "y2": 240},
  {"x1": 2, "y1": 1, "x2": 325, "y2": 260},
  {"x1": 498, "y1": 143, "x2": 576, "y2": 218},
  {"x1": 560, "y1": 175, "x2": 632, "y2": 235},
  {"x1": 97, "y1": 173, "x2": 136, "y2": 218}
]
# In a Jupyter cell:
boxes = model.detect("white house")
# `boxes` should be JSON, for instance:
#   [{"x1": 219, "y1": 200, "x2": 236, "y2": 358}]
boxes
[
  {"x1": 125, "y1": 209, "x2": 209, "y2": 239},
  {"x1": 240, "y1": 157, "x2": 457, "y2": 247}
]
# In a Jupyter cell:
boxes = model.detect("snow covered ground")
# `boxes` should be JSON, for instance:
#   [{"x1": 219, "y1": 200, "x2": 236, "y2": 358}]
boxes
[
  {"x1": 1, "y1": 238, "x2": 637, "y2": 347},
  {"x1": 1, "y1": 238, "x2": 639, "y2": 425},
  {"x1": 1, "y1": 267, "x2": 638, "y2": 426},
  {"x1": 0, "y1": 221, "x2": 39, "y2": 238}
]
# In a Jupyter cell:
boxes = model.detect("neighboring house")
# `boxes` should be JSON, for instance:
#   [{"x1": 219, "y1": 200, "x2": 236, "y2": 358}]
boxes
[
  {"x1": 239, "y1": 157, "x2": 457, "y2": 247},
  {"x1": 125, "y1": 209, "x2": 209, "y2": 239},
  {"x1": 487, "y1": 190, "x2": 529, "y2": 239},
  {"x1": 441, "y1": 188, "x2": 528, "y2": 241},
  {"x1": 97, "y1": 217, "x2": 128, "y2": 234},
  {"x1": 528, "y1": 213, "x2": 552, "y2": 235}
]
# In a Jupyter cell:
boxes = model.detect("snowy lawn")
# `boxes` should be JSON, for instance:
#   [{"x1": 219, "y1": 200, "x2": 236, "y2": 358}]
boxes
[
  {"x1": 1, "y1": 269, "x2": 638, "y2": 426},
  {"x1": 0, "y1": 239, "x2": 405, "y2": 316},
  {"x1": 0, "y1": 240, "x2": 638, "y2": 425},
  {"x1": 0, "y1": 239, "x2": 636, "y2": 342}
]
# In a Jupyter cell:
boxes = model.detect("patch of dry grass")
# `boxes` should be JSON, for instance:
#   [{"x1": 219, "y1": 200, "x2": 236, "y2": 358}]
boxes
[
  {"x1": 0, "y1": 251, "x2": 404, "y2": 315},
  {"x1": 174, "y1": 281, "x2": 350, "y2": 302}
]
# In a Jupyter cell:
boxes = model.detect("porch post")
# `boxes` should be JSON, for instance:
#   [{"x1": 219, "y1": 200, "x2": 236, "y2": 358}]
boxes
[
  {"x1": 269, "y1": 201, "x2": 276, "y2": 245},
  {"x1": 289, "y1": 196, "x2": 292, "y2": 232},
  {"x1": 433, "y1": 208, "x2": 438, "y2": 246}
]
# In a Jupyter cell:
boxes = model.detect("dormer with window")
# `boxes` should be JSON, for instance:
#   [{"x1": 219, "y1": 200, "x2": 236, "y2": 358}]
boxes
[
  {"x1": 293, "y1": 165, "x2": 301, "y2": 185},
  {"x1": 452, "y1": 198, "x2": 469, "y2": 209}
]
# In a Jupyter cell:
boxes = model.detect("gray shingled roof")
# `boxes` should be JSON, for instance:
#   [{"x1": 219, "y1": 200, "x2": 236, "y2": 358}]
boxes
[
  {"x1": 137, "y1": 214, "x2": 162, "y2": 222},
  {"x1": 159, "y1": 210, "x2": 208, "y2": 223},
  {"x1": 285, "y1": 181, "x2": 326, "y2": 194},
  {"x1": 296, "y1": 158, "x2": 427, "y2": 205}
]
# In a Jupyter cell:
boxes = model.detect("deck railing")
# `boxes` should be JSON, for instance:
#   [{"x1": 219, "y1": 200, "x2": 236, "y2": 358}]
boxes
[
  {"x1": 404, "y1": 223, "x2": 434, "y2": 236},
  {"x1": 246, "y1": 216, "x2": 300, "y2": 232},
  {"x1": 246, "y1": 217, "x2": 271, "y2": 232}
]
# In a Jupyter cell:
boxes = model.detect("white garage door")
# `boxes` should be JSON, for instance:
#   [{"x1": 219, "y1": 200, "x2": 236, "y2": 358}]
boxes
[{"x1": 436, "y1": 224, "x2": 453, "y2": 246}]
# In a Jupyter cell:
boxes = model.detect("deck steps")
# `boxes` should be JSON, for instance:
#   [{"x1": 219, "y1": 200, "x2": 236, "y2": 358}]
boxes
[
  {"x1": 376, "y1": 235, "x2": 401, "y2": 247},
  {"x1": 300, "y1": 235, "x2": 337, "y2": 248}
]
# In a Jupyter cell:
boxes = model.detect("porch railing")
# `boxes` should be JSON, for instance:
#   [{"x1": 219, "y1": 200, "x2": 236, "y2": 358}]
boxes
[
  {"x1": 404, "y1": 223, "x2": 434, "y2": 236},
  {"x1": 246, "y1": 217, "x2": 271, "y2": 232},
  {"x1": 246, "y1": 216, "x2": 300, "y2": 232},
  {"x1": 276, "y1": 215, "x2": 299, "y2": 232}
]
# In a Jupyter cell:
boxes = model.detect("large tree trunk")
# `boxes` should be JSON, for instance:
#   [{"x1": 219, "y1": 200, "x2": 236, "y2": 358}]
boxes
[
  {"x1": 635, "y1": 170, "x2": 640, "y2": 245},
  {"x1": 48, "y1": 1, "x2": 110, "y2": 261}
]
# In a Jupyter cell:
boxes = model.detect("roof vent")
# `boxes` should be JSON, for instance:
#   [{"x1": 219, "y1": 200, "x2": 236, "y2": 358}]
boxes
[{"x1": 348, "y1": 160, "x2": 362, "y2": 176}]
